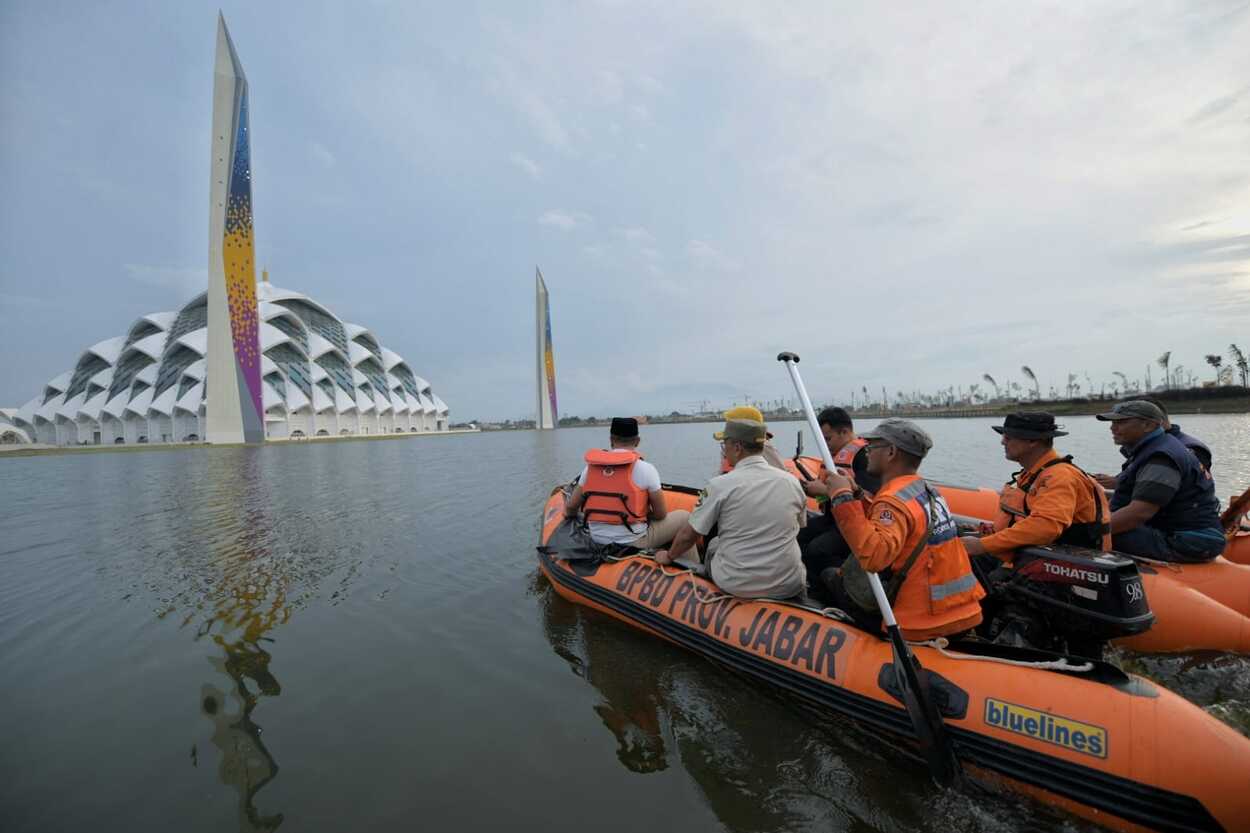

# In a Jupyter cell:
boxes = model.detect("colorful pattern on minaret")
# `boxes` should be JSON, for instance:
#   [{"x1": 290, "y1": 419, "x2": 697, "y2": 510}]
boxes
[
  {"x1": 543, "y1": 310, "x2": 558, "y2": 419},
  {"x1": 222, "y1": 92, "x2": 263, "y2": 421}
]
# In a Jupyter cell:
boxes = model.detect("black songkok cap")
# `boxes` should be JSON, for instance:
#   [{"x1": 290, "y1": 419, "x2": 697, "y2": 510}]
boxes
[{"x1": 610, "y1": 417, "x2": 639, "y2": 438}]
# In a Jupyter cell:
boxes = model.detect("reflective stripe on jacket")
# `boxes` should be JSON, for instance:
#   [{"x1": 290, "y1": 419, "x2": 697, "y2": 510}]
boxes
[
  {"x1": 832, "y1": 473, "x2": 985, "y2": 640},
  {"x1": 581, "y1": 449, "x2": 648, "y2": 530}
]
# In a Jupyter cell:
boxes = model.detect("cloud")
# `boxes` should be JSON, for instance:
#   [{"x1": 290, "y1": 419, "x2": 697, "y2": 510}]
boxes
[
  {"x1": 635, "y1": 73, "x2": 665, "y2": 95},
  {"x1": 494, "y1": 66, "x2": 570, "y2": 149},
  {"x1": 310, "y1": 142, "x2": 336, "y2": 168},
  {"x1": 1187, "y1": 87, "x2": 1248, "y2": 125},
  {"x1": 509, "y1": 151, "x2": 541, "y2": 179},
  {"x1": 5, "y1": 3, "x2": 1250, "y2": 419},
  {"x1": 686, "y1": 239, "x2": 742, "y2": 272},
  {"x1": 615, "y1": 226, "x2": 654, "y2": 244},
  {"x1": 538, "y1": 209, "x2": 591, "y2": 230}
]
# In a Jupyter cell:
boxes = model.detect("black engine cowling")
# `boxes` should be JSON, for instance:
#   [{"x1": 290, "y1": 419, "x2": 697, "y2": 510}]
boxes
[{"x1": 980, "y1": 545, "x2": 1154, "y2": 657}]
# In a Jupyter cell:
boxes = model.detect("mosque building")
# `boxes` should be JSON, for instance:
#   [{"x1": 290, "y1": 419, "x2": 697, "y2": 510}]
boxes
[
  {"x1": 9, "y1": 274, "x2": 449, "y2": 445},
  {"x1": 4, "y1": 15, "x2": 449, "y2": 446}
]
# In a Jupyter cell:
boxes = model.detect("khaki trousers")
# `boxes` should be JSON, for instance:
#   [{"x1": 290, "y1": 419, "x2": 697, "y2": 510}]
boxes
[{"x1": 632, "y1": 509, "x2": 691, "y2": 550}]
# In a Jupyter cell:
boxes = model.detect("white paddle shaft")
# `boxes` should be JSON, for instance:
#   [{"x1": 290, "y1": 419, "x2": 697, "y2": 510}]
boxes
[{"x1": 780, "y1": 356, "x2": 899, "y2": 629}]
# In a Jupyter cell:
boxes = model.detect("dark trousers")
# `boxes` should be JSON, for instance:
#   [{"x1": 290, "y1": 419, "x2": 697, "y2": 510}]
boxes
[
  {"x1": 1112, "y1": 526, "x2": 1225, "y2": 563},
  {"x1": 798, "y1": 512, "x2": 853, "y2": 587},
  {"x1": 825, "y1": 571, "x2": 884, "y2": 633}
]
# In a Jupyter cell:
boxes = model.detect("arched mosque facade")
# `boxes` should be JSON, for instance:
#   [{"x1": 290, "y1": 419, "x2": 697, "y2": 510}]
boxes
[{"x1": 10, "y1": 280, "x2": 450, "y2": 446}]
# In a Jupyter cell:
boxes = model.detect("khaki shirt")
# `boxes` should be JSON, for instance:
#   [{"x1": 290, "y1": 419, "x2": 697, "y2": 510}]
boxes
[{"x1": 689, "y1": 455, "x2": 807, "y2": 598}]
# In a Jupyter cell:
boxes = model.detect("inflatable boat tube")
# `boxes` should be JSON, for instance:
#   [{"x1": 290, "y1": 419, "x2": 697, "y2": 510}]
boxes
[
  {"x1": 786, "y1": 456, "x2": 1250, "y2": 655},
  {"x1": 538, "y1": 486, "x2": 1250, "y2": 833}
]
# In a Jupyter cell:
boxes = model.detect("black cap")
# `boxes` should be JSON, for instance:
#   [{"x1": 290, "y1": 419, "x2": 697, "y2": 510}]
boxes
[
  {"x1": 610, "y1": 417, "x2": 639, "y2": 438},
  {"x1": 992, "y1": 412, "x2": 1068, "y2": 439}
]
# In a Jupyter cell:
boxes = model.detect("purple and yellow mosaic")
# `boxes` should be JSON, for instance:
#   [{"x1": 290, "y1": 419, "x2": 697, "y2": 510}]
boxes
[
  {"x1": 543, "y1": 306, "x2": 558, "y2": 417},
  {"x1": 222, "y1": 93, "x2": 263, "y2": 422}
]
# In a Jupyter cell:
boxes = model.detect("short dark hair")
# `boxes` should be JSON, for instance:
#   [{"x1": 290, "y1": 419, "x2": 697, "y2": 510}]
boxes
[
  {"x1": 1139, "y1": 396, "x2": 1169, "y2": 418},
  {"x1": 896, "y1": 448, "x2": 924, "y2": 469},
  {"x1": 817, "y1": 407, "x2": 853, "y2": 431}
]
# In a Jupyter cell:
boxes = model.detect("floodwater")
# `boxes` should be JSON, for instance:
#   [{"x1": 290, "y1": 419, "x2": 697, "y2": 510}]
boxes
[{"x1": 1, "y1": 414, "x2": 1247, "y2": 832}]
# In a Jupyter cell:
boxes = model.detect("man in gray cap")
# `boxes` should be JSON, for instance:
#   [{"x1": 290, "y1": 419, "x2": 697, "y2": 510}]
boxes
[
  {"x1": 1095, "y1": 401, "x2": 1225, "y2": 562},
  {"x1": 656, "y1": 410, "x2": 808, "y2": 599},
  {"x1": 806, "y1": 418, "x2": 985, "y2": 639}
]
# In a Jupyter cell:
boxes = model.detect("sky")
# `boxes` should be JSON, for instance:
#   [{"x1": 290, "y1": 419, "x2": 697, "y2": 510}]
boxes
[{"x1": 2, "y1": 1, "x2": 1248, "y2": 421}]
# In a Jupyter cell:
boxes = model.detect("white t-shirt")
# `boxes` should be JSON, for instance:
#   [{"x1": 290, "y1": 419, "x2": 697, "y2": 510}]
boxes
[{"x1": 576, "y1": 450, "x2": 662, "y2": 545}]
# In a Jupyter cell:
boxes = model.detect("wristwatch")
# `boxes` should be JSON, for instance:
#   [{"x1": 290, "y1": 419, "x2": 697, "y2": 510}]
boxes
[{"x1": 828, "y1": 491, "x2": 857, "y2": 509}]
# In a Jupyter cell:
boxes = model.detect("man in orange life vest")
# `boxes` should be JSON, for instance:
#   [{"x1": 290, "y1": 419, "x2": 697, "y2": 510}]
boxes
[
  {"x1": 564, "y1": 417, "x2": 690, "y2": 550},
  {"x1": 797, "y1": 407, "x2": 882, "y2": 589},
  {"x1": 806, "y1": 419, "x2": 985, "y2": 640},
  {"x1": 960, "y1": 412, "x2": 1111, "y2": 560}
]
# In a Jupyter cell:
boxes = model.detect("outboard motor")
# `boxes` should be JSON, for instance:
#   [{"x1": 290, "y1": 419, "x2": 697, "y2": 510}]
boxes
[{"x1": 981, "y1": 545, "x2": 1154, "y2": 659}]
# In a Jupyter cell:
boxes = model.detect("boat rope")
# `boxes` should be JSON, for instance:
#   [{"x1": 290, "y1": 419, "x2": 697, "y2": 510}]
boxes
[
  {"x1": 910, "y1": 636, "x2": 1095, "y2": 672},
  {"x1": 605, "y1": 551, "x2": 853, "y2": 622}
]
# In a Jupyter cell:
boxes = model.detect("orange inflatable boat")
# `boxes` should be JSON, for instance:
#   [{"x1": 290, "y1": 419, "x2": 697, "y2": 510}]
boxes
[
  {"x1": 539, "y1": 486, "x2": 1250, "y2": 833},
  {"x1": 785, "y1": 456, "x2": 1250, "y2": 655},
  {"x1": 934, "y1": 481, "x2": 1250, "y2": 656}
]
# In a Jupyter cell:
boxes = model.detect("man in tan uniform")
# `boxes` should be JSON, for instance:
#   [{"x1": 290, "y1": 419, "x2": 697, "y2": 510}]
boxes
[{"x1": 657, "y1": 411, "x2": 808, "y2": 599}]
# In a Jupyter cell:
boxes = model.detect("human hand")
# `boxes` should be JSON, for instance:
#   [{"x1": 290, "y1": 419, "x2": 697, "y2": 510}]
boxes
[
  {"x1": 824, "y1": 469, "x2": 853, "y2": 495},
  {"x1": 960, "y1": 535, "x2": 987, "y2": 556},
  {"x1": 803, "y1": 478, "x2": 831, "y2": 497},
  {"x1": 654, "y1": 549, "x2": 672, "y2": 566},
  {"x1": 1093, "y1": 473, "x2": 1118, "y2": 489}
]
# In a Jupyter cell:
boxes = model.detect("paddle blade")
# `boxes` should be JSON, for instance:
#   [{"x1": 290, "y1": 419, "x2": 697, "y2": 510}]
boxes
[{"x1": 888, "y1": 626, "x2": 963, "y2": 787}]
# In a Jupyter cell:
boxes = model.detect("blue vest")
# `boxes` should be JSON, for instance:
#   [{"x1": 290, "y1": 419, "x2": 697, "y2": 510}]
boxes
[
  {"x1": 1168, "y1": 423, "x2": 1212, "y2": 471},
  {"x1": 1111, "y1": 429, "x2": 1221, "y2": 533}
]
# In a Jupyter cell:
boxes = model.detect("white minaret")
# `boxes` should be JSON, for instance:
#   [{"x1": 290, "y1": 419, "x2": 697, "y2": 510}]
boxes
[
  {"x1": 535, "y1": 268, "x2": 557, "y2": 430},
  {"x1": 205, "y1": 14, "x2": 265, "y2": 444}
]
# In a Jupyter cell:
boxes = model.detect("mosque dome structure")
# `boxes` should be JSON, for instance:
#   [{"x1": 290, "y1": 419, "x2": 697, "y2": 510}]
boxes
[{"x1": 11, "y1": 280, "x2": 450, "y2": 446}]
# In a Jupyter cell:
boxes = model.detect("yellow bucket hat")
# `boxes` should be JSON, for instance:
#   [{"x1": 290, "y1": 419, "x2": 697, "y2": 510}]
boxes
[{"x1": 713, "y1": 405, "x2": 771, "y2": 441}]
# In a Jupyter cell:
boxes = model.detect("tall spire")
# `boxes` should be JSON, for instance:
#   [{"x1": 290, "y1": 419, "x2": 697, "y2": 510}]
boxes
[
  {"x1": 205, "y1": 14, "x2": 264, "y2": 443},
  {"x1": 535, "y1": 267, "x2": 558, "y2": 430}
]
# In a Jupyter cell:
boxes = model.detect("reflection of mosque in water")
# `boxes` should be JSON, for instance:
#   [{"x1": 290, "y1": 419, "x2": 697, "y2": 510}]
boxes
[
  {"x1": 194, "y1": 554, "x2": 292, "y2": 833},
  {"x1": 200, "y1": 637, "x2": 283, "y2": 833},
  {"x1": 162, "y1": 448, "x2": 347, "y2": 833},
  {"x1": 535, "y1": 575, "x2": 951, "y2": 833}
]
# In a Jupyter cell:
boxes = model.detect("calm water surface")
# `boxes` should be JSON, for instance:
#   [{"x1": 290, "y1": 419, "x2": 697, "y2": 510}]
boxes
[{"x1": 2, "y1": 414, "x2": 1248, "y2": 832}]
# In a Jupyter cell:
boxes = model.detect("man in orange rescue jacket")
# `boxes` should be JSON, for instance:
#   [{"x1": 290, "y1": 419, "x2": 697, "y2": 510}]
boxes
[
  {"x1": 960, "y1": 412, "x2": 1111, "y2": 560},
  {"x1": 565, "y1": 417, "x2": 689, "y2": 550},
  {"x1": 807, "y1": 419, "x2": 985, "y2": 640}
]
